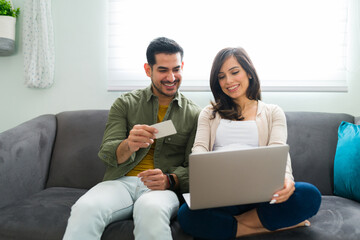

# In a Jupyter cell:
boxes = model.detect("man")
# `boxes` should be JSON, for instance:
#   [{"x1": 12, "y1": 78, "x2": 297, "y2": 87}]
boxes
[{"x1": 63, "y1": 37, "x2": 201, "y2": 240}]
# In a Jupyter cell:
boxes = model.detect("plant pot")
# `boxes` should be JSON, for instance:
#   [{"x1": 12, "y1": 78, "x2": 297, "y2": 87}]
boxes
[{"x1": 0, "y1": 15, "x2": 16, "y2": 56}]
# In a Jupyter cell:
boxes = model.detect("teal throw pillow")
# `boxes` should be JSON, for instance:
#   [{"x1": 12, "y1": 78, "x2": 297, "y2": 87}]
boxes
[{"x1": 334, "y1": 121, "x2": 360, "y2": 202}]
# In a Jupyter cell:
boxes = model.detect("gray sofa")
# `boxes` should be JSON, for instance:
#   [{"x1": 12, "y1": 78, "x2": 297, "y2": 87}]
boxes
[{"x1": 0, "y1": 110, "x2": 359, "y2": 240}]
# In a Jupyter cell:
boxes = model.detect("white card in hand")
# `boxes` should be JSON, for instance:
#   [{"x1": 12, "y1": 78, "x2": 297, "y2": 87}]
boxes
[{"x1": 151, "y1": 120, "x2": 177, "y2": 139}]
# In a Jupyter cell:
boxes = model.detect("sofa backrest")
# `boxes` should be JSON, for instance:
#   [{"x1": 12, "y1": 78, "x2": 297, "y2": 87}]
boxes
[
  {"x1": 285, "y1": 112, "x2": 354, "y2": 195},
  {"x1": 46, "y1": 110, "x2": 109, "y2": 189},
  {"x1": 44, "y1": 109, "x2": 355, "y2": 195}
]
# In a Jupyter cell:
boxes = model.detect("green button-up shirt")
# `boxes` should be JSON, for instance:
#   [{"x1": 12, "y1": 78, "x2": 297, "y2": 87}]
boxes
[{"x1": 98, "y1": 86, "x2": 201, "y2": 193}]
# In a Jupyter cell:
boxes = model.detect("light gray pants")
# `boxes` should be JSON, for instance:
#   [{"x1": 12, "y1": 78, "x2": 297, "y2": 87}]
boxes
[{"x1": 63, "y1": 176, "x2": 179, "y2": 240}]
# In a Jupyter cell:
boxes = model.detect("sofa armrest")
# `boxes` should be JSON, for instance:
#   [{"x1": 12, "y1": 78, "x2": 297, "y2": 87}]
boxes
[
  {"x1": 0, "y1": 115, "x2": 56, "y2": 208},
  {"x1": 355, "y1": 116, "x2": 360, "y2": 125}
]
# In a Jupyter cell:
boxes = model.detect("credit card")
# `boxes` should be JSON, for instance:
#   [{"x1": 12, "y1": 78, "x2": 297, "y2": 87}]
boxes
[{"x1": 151, "y1": 120, "x2": 177, "y2": 139}]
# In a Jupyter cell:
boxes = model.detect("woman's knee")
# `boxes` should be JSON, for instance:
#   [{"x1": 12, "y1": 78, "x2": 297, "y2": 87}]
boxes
[
  {"x1": 177, "y1": 204, "x2": 210, "y2": 232},
  {"x1": 177, "y1": 203, "x2": 191, "y2": 227},
  {"x1": 294, "y1": 182, "x2": 322, "y2": 216},
  {"x1": 178, "y1": 203, "x2": 201, "y2": 236}
]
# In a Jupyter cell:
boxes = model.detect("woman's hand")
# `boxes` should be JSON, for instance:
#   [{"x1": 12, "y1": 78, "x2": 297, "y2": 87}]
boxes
[{"x1": 270, "y1": 177, "x2": 295, "y2": 204}]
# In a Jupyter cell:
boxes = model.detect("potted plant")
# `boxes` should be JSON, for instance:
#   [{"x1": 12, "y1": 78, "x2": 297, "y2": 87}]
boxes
[{"x1": 0, "y1": 0, "x2": 20, "y2": 56}]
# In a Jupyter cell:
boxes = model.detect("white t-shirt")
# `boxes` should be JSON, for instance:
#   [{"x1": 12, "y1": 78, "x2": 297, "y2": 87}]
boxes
[{"x1": 213, "y1": 119, "x2": 259, "y2": 152}]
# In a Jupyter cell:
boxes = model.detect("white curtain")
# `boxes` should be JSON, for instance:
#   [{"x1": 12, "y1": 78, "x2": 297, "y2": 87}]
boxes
[
  {"x1": 23, "y1": 0, "x2": 54, "y2": 88},
  {"x1": 348, "y1": 0, "x2": 360, "y2": 73}
]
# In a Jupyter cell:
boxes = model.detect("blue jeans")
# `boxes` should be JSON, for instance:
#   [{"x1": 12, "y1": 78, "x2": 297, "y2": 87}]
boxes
[{"x1": 178, "y1": 182, "x2": 321, "y2": 240}]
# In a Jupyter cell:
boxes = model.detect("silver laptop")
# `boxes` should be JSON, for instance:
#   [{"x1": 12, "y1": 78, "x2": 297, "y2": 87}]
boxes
[{"x1": 183, "y1": 145, "x2": 289, "y2": 210}]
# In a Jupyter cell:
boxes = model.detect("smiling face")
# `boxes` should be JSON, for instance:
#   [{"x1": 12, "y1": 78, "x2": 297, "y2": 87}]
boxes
[
  {"x1": 144, "y1": 53, "x2": 183, "y2": 105},
  {"x1": 217, "y1": 56, "x2": 251, "y2": 104}
]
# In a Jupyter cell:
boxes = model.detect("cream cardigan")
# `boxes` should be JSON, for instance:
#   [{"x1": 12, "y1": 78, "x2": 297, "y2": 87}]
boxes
[{"x1": 192, "y1": 100, "x2": 294, "y2": 181}]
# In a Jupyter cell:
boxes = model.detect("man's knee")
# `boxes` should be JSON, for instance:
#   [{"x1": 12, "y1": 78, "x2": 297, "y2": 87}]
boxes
[
  {"x1": 70, "y1": 196, "x2": 103, "y2": 219},
  {"x1": 134, "y1": 198, "x2": 168, "y2": 219},
  {"x1": 133, "y1": 191, "x2": 179, "y2": 220}
]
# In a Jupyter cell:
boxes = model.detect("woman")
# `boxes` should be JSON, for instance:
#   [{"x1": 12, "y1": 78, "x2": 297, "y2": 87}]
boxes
[{"x1": 178, "y1": 47, "x2": 321, "y2": 239}]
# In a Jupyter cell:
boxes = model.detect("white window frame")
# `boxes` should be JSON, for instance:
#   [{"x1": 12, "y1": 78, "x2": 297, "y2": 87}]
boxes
[{"x1": 107, "y1": 0, "x2": 349, "y2": 92}]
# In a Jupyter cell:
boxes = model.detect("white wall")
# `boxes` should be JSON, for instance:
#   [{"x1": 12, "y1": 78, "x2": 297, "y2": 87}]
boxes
[{"x1": 0, "y1": 0, "x2": 359, "y2": 133}]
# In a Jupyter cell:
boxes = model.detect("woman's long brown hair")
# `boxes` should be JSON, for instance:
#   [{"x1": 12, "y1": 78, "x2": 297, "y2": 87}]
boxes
[{"x1": 209, "y1": 47, "x2": 261, "y2": 120}]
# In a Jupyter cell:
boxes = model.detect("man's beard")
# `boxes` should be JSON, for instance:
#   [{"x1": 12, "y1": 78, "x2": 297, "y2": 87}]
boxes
[{"x1": 151, "y1": 79, "x2": 180, "y2": 98}]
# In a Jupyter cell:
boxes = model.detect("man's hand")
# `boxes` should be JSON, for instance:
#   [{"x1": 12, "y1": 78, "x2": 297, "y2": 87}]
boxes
[
  {"x1": 270, "y1": 177, "x2": 295, "y2": 204},
  {"x1": 127, "y1": 125, "x2": 158, "y2": 152},
  {"x1": 116, "y1": 124, "x2": 157, "y2": 164},
  {"x1": 138, "y1": 169, "x2": 169, "y2": 190}
]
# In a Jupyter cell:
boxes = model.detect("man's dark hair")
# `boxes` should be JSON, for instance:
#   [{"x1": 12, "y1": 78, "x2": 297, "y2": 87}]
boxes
[
  {"x1": 146, "y1": 37, "x2": 184, "y2": 67},
  {"x1": 210, "y1": 47, "x2": 262, "y2": 120}
]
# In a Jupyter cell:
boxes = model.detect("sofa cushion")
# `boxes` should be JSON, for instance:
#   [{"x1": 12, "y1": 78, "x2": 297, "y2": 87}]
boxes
[
  {"x1": 46, "y1": 110, "x2": 109, "y2": 189},
  {"x1": 285, "y1": 112, "x2": 354, "y2": 195},
  {"x1": 101, "y1": 219, "x2": 193, "y2": 240},
  {"x1": 0, "y1": 186, "x2": 191, "y2": 240},
  {"x1": 238, "y1": 196, "x2": 360, "y2": 240},
  {"x1": 334, "y1": 121, "x2": 360, "y2": 202},
  {"x1": 0, "y1": 187, "x2": 86, "y2": 240}
]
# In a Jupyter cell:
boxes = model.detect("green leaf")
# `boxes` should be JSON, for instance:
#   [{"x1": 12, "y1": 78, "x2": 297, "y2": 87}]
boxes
[{"x1": 0, "y1": 0, "x2": 20, "y2": 18}]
